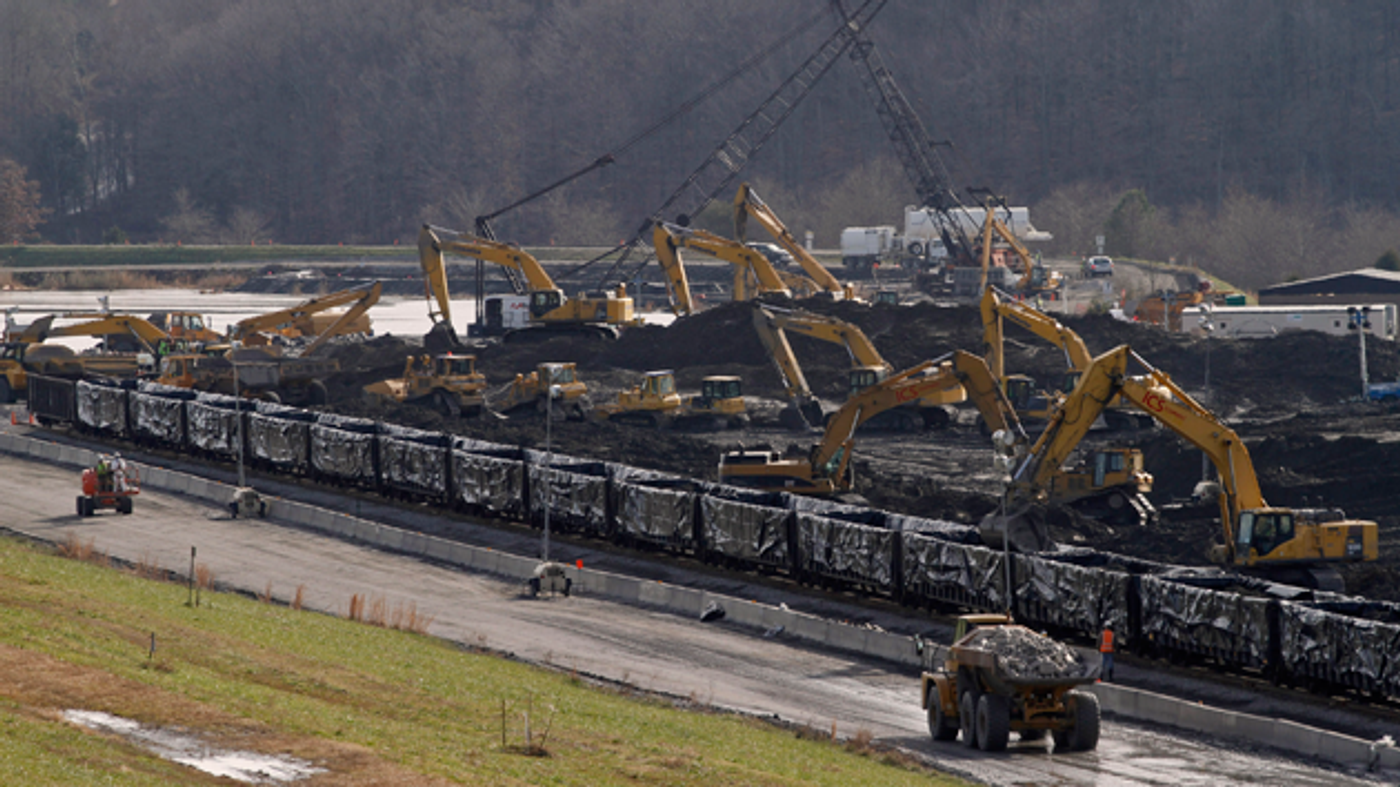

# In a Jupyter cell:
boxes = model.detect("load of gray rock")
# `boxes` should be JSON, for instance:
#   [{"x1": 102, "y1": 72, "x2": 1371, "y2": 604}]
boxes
[{"x1": 965, "y1": 625, "x2": 1090, "y2": 681}]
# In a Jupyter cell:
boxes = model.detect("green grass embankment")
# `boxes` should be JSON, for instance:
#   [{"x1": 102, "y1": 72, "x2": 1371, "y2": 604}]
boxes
[{"x1": 0, "y1": 536, "x2": 964, "y2": 786}]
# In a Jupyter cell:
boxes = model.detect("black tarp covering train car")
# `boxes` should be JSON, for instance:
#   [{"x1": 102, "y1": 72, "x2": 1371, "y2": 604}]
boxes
[
  {"x1": 19, "y1": 371, "x2": 1400, "y2": 703},
  {"x1": 310, "y1": 413, "x2": 378, "y2": 487},
  {"x1": 247, "y1": 401, "x2": 316, "y2": 475},
  {"x1": 129, "y1": 383, "x2": 195, "y2": 448},
  {"x1": 186, "y1": 393, "x2": 244, "y2": 460},
  {"x1": 377, "y1": 424, "x2": 451, "y2": 504},
  {"x1": 451, "y1": 438, "x2": 526, "y2": 520},
  {"x1": 609, "y1": 466, "x2": 697, "y2": 552},
  {"x1": 525, "y1": 451, "x2": 610, "y2": 537}
]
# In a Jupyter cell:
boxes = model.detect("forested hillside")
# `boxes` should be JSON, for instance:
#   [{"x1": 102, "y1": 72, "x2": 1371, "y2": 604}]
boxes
[{"x1": 2, "y1": 1, "x2": 1398, "y2": 289}]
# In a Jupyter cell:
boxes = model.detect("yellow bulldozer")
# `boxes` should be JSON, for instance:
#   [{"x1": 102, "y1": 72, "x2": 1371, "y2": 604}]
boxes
[
  {"x1": 491, "y1": 362, "x2": 592, "y2": 421},
  {"x1": 364, "y1": 353, "x2": 487, "y2": 417},
  {"x1": 594, "y1": 370, "x2": 747, "y2": 430}
]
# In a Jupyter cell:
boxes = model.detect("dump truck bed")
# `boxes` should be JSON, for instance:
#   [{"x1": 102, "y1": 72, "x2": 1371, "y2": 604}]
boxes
[{"x1": 950, "y1": 625, "x2": 1099, "y2": 690}]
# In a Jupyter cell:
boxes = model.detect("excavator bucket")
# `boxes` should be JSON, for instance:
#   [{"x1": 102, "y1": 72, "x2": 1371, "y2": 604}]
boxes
[
  {"x1": 778, "y1": 399, "x2": 824, "y2": 431},
  {"x1": 424, "y1": 321, "x2": 463, "y2": 355},
  {"x1": 979, "y1": 504, "x2": 1055, "y2": 554}
]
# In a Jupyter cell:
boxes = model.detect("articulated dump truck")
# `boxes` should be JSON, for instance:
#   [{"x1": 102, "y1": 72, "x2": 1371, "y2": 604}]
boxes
[{"x1": 920, "y1": 614, "x2": 1101, "y2": 753}]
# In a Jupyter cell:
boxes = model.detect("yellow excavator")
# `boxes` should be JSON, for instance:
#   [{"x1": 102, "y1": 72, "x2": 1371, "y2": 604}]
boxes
[
  {"x1": 983, "y1": 344, "x2": 1378, "y2": 590},
  {"x1": 980, "y1": 286, "x2": 1153, "y2": 430},
  {"x1": 156, "y1": 285, "x2": 378, "y2": 405},
  {"x1": 753, "y1": 304, "x2": 965, "y2": 430},
  {"x1": 593, "y1": 370, "x2": 747, "y2": 430},
  {"x1": 419, "y1": 224, "x2": 635, "y2": 341},
  {"x1": 0, "y1": 314, "x2": 159, "y2": 401},
  {"x1": 226, "y1": 281, "x2": 381, "y2": 354},
  {"x1": 32, "y1": 313, "x2": 171, "y2": 356},
  {"x1": 969, "y1": 195, "x2": 1063, "y2": 298},
  {"x1": 719, "y1": 351, "x2": 1025, "y2": 497},
  {"x1": 733, "y1": 183, "x2": 861, "y2": 302},
  {"x1": 652, "y1": 220, "x2": 794, "y2": 308}
]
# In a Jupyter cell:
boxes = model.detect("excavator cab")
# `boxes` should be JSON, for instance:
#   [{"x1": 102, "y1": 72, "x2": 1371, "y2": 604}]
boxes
[
  {"x1": 529, "y1": 289, "x2": 565, "y2": 318},
  {"x1": 1004, "y1": 375, "x2": 1051, "y2": 416},
  {"x1": 848, "y1": 366, "x2": 889, "y2": 396},
  {"x1": 644, "y1": 371, "x2": 676, "y2": 398},
  {"x1": 1236, "y1": 510, "x2": 1295, "y2": 563},
  {"x1": 701, "y1": 376, "x2": 742, "y2": 403}
]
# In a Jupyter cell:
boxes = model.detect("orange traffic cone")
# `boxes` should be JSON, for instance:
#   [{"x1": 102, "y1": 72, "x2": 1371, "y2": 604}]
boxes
[{"x1": 9, "y1": 412, "x2": 15, "y2": 425}]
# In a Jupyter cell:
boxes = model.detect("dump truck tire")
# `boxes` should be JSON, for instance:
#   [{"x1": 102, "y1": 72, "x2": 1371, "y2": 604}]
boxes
[
  {"x1": 976, "y1": 694, "x2": 1011, "y2": 752},
  {"x1": 0, "y1": 377, "x2": 12, "y2": 404},
  {"x1": 1065, "y1": 690, "x2": 1100, "y2": 751},
  {"x1": 959, "y1": 692, "x2": 979, "y2": 749},
  {"x1": 928, "y1": 691, "x2": 959, "y2": 741}
]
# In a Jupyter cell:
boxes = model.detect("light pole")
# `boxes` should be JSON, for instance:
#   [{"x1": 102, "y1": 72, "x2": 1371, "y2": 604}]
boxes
[
  {"x1": 541, "y1": 384, "x2": 561, "y2": 562},
  {"x1": 232, "y1": 354, "x2": 246, "y2": 489},
  {"x1": 991, "y1": 430, "x2": 1017, "y2": 616},
  {"x1": 1348, "y1": 306, "x2": 1372, "y2": 400},
  {"x1": 1198, "y1": 304, "x2": 1214, "y2": 481}
]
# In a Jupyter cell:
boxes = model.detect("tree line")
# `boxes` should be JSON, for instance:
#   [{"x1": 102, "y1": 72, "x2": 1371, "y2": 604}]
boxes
[{"x1": 1, "y1": 0, "x2": 1398, "y2": 291}]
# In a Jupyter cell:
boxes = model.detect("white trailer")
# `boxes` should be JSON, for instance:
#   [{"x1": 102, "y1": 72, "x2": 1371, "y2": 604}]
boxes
[
  {"x1": 839, "y1": 226, "x2": 897, "y2": 273},
  {"x1": 902, "y1": 205, "x2": 1052, "y2": 260},
  {"x1": 469, "y1": 294, "x2": 531, "y2": 337},
  {"x1": 1197, "y1": 304, "x2": 1397, "y2": 341}
]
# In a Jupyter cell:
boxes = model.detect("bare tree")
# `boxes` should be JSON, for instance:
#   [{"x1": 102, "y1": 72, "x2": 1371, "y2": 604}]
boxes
[
  {"x1": 222, "y1": 206, "x2": 271, "y2": 245},
  {"x1": 0, "y1": 157, "x2": 48, "y2": 242},
  {"x1": 159, "y1": 187, "x2": 215, "y2": 244}
]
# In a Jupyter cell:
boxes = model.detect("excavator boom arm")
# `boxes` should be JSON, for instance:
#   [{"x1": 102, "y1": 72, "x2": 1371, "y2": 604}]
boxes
[
  {"x1": 812, "y1": 351, "x2": 1022, "y2": 471},
  {"x1": 47, "y1": 315, "x2": 168, "y2": 353},
  {"x1": 651, "y1": 223, "x2": 696, "y2": 316},
  {"x1": 980, "y1": 287, "x2": 1093, "y2": 380},
  {"x1": 298, "y1": 281, "x2": 382, "y2": 357},
  {"x1": 767, "y1": 306, "x2": 888, "y2": 371},
  {"x1": 660, "y1": 222, "x2": 790, "y2": 297},
  {"x1": 417, "y1": 225, "x2": 454, "y2": 325},
  {"x1": 421, "y1": 223, "x2": 557, "y2": 293},
  {"x1": 734, "y1": 182, "x2": 845, "y2": 294},
  {"x1": 231, "y1": 282, "x2": 382, "y2": 342},
  {"x1": 751, "y1": 305, "x2": 813, "y2": 402}
]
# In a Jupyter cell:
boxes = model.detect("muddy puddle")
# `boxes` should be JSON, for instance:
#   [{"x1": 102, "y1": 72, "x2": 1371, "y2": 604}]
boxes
[{"x1": 63, "y1": 710, "x2": 324, "y2": 784}]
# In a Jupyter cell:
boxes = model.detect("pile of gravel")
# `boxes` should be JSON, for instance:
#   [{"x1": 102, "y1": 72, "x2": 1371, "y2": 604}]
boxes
[{"x1": 963, "y1": 625, "x2": 1090, "y2": 682}]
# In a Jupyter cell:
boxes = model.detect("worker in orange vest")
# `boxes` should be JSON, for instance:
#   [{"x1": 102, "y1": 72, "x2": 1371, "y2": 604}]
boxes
[{"x1": 1099, "y1": 626, "x2": 1115, "y2": 682}]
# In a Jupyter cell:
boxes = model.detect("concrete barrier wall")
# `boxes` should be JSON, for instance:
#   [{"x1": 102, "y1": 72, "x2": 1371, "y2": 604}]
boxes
[{"x1": 3, "y1": 428, "x2": 1395, "y2": 775}]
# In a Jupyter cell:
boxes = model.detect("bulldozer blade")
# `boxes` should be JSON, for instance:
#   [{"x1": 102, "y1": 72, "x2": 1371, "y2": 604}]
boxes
[{"x1": 979, "y1": 504, "x2": 1055, "y2": 553}]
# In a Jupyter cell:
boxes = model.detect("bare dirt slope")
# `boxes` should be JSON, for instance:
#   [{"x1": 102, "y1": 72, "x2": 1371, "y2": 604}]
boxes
[{"x1": 321, "y1": 297, "x2": 1400, "y2": 599}]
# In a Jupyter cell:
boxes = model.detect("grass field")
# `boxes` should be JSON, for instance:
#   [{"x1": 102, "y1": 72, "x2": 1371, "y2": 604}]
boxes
[
  {"x1": 0, "y1": 536, "x2": 966, "y2": 786},
  {"x1": 0, "y1": 244, "x2": 414, "y2": 269}
]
